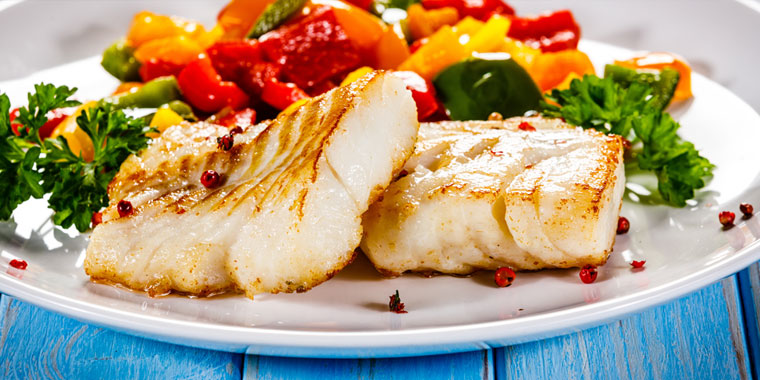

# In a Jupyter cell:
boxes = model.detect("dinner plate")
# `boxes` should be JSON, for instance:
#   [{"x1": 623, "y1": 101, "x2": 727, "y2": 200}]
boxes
[{"x1": 1, "y1": 0, "x2": 760, "y2": 358}]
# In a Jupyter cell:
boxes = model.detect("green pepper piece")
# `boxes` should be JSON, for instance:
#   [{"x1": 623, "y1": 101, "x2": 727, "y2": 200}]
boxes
[
  {"x1": 101, "y1": 40, "x2": 142, "y2": 82},
  {"x1": 433, "y1": 56, "x2": 542, "y2": 121},
  {"x1": 161, "y1": 100, "x2": 197, "y2": 121},
  {"x1": 101, "y1": 76, "x2": 181, "y2": 110},
  {"x1": 247, "y1": 0, "x2": 308, "y2": 39},
  {"x1": 604, "y1": 64, "x2": 680, "y2": 111}
]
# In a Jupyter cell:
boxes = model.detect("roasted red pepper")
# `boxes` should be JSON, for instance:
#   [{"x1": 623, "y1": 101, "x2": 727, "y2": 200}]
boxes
[
  {"x1": 240, "y1": 62, "x2": 282, "y2": 97},
  {"x1": 421, "y1": 0, "x2": 514, "y2": 21},
  {"x1": 216, "y1": 107, "x2": 257, "y2": 129},
  {"x1": 177, "y1": 57, "x2": 250, "y2": 113},
  {"x1": 258, "y1": 7, "x2": 362, "y2": 90},
  {"x1": 343, "y1": 0, "x2": 373, "y2": 10},
  {"x1": 206, "y1": 40, "x2": 262, "y2": 84},
  {"x1": 139, "y1": 59, "x2": 186, "y2": 82},
  {"x1": 10, "y1": 107, "x2": 74, "y2": 139},
  {"x1": 261, "y1": 79, "x2": 309, "y2": 111},
  {"x1": 392, "y1": 71, "x2": 440, "y2": 121},
  {"x1": 507, "y1": 9, "x2": 581, "y2": 53}
]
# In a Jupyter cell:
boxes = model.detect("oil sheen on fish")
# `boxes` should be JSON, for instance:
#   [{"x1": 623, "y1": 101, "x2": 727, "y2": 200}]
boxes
[
  {"x1": 85, "y1": 72, "x2": 418, "y2": 298},
  {"x1": 361, "y1": 117, "x2": 625, "y2": 276}
]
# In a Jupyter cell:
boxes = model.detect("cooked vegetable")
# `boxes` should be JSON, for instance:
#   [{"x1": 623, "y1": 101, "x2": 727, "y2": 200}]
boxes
[
  {"x1": 217, "y1": 0, "x2": 276, "y2": 40},
  {"x1": 542, "y1": 75, "x2": 713, "y2": 206},
  {"x1": 138, "y1": 58, "x2": 185, "y2": 82},
  {"x1": 614, "y1": 52, "x2": 693, "y2": 101},
  {"x1": 372, "y1": 26, "x2": 411, "y2": 69},
  {"x1": 101, "y1": 76, "x2": 182, "y2": 110},
  {"x1": 604, "y1": 64, "x2": 679, "y2": 111},
  {"x1": 126, "y1": 11, "x2": 216, "y2": 48},
  {"x1": 527, "y1": 49, "x2": 595, "y2": 92},
  {"x1": 433, "y1": 56, "x2": 542, "y2": 120},
  {"x1": 206, "y1": 40, "x2": 263, "y2": 83},
  {"x1": 163, "y1": 100, "x2": 197, "y2": 121},
  {"x1": 101, "y1": 40, "x2": 142, "y2": 82},
  {"x1": 407, "y1": 3, "x2": 458, "y2": 40},
  {"x1": 0, "y1": 84, "x2": 155, "y2": 231},
  {"x1": 261, "y1": 79, "x2": 309, "y2": 110},
  {"x1": 177, "y1": 57, "x2": 250, "y2": 113},
  {"x1": 398, "y1": 25, "x2": 467, "y2": 81},
  {"x1": 507, "y1": 10, "x2": 580, "y2": 52},
  {"x1": 421, "y1": 0, "x2": 514, "y2": 21},
  {"x1": 133, "y1": 35, "x2": 204, "y2": 65},
  {"x1": 247, "y1": 0, "x2": 308, "y2": 39}
]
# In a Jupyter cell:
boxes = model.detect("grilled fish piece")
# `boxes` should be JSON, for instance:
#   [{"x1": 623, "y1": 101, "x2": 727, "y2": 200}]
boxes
[
  {"x1": 361, "y1": 117, "x2": 625, "y2": 275},
  {"x1": 85, "y1": 72, "x2": 418, "y2": 298}
]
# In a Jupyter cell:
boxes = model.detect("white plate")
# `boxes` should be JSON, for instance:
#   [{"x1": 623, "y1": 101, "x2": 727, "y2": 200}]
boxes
[{"x1": 1, "y1": 0, "x2": 760, "y2": 358}]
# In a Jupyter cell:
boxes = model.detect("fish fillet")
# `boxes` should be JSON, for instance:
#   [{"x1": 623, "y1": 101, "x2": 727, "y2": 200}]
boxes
[
  {"x1": 361, "y1": 117, "x2": 625, "y2": 275},
  {"x1": 85, "y1": 71, "x2": 418, "y2": 298}
]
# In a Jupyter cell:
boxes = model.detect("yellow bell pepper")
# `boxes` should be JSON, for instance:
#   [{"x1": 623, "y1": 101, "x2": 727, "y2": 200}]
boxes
[
  {"x1": 149, "y1": 107, "x2": 185, "y2": 137},
  {"x1": 398, "y1": 25, "x2": 468, "y2": 81},
  {"x1": 340, "y1": 67, "x2": 374, "y2": 87},
  {"x1": 50, "y1": 102, "x2": 98, "y2": 162},
  {"x1": 452, "y1": 17, "x2": 484, "y2": 39},
  {"x1": 464, "y1": 15, "x2": 510, "y2": 53},
  {"x1": 281, "y1": 97, "x2": 310, "y2": 116},
  {"x1": 126, "y1": 11, "x2": 215, "y2": 48},
  {"x1": 553, "y1": 72, "x2": 582, "y2": 91},
  {"x1": 407, "y1": 4, "x2": 459, "y2": 41},
  {"x1": 500, "y1": 38, "x2": 541, "y2": 71},
  {"x1": 133, "y1": 35, "x2": 205, "y2": 65}
]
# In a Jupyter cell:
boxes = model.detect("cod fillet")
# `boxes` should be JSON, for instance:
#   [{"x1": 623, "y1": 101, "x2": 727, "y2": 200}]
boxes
[
  {"x1": 85, "y1": 72, "x2": 418, "y2": 298},
  {"x1": 361, "y1": 117, "x2": 625, "y2": 275}
]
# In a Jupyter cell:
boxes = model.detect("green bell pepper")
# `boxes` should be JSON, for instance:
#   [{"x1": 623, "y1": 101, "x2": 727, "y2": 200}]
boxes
[{"x1": 101, "y1": 40, "x2": 142, "y2": 82}]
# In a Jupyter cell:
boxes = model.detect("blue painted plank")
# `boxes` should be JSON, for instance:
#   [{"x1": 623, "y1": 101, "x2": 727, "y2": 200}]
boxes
[
  {"x1": 738, "y1": 264, "x2": 760, "y2": 379},
  {"x1": 0, "y1": 294, "x2": 244, "y2": 380},
  {"x1": 244, "y1": 350, "x2": 492, "y2": 380},
  {"x1": 493, "y1": 278, "x2": 750, "y2": 380}
]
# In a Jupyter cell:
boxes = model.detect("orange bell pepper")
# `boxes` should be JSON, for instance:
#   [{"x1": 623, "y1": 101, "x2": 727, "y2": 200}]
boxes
[
  {"x1": 614, "y1": 52, "x2": 692, "y2": 101},
  {"x1": 50, "y1": 102, "x2": 98, "y2": 162},
  {"x1": 407, "y1": 4, "x2": 459, "y2": 41},
  {"x1": 217, "y1": 0, "x2": 276, "y2": 40},
  {"x1": 126, "y1": 11, "x2": 214, "y2": 48},
  {"x1": 528, "y1": 49, "x2": 595, "y2": 92},
  {"x1": 326, "y1": 1, "x2": 386, "y2": 52},
  {"x1": 373, "y1": 26, "x2": 410, "y2": 69},
  {"x1": 133, "y1": 35, "x2": 205, "y2": 65},
  {"x1": 398, "y1": 25, "x2": 468, "y2": 81}
]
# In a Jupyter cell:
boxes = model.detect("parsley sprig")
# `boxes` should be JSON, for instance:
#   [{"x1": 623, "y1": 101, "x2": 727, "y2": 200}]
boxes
[
  {"x1": 0, "y1": 83, "x2": 155, "y2": 231},
  {"x1": 541, "y1": 75, "x2": 714, "y2": 207}
]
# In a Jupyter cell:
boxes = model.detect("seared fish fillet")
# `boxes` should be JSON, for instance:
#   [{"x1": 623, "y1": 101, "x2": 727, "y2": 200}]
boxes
[
  {"x1": 361, "y1": 117, "x2": 625, "y2": 275},
  {"x1": 85, "y1": 72, "x2": 418, "y2": 298}
]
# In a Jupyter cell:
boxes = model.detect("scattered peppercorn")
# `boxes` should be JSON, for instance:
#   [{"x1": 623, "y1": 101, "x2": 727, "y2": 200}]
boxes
[
  {"x1": 617, "y1": 216, "x2": 630, "y2": 234},
  {"x1": 518, "y1": 121, "x2": 536, "y2": 131},
  {"x1": 740, "y1": 203, "x2": 754, "y2": 218},
  {"x1": 229, "y1": 126, "x2": 244, "y2": 135},
  {"x1": 488, "y1": 112, "x2": 503, "y2": 121},
  {"x1": 388, "y1": 290, "x2": 407, "y2": 313},
  {"x1": 630, "y1": 260, "x2": 646, "y2": 269},
  {"x1": 719, "y1": 211, "x2": 735, "y2": 227},
  {"x1": 579, "y1": 264, "x2": 598, "y2": 284},
  {"x1": 217, "y1": 134, "x2": 234, "y2": 151},
  {"x1": 91, "y1": 212, "x2": 103, "y2": 227},
  {"x1": 9, "y1": 259, "x2": 27, "y2": 270},
  {"x1": 494, "y1": 267, "x2": 516, "y2": 287},
  {"x1": 117, "y1": 200, "x2": 133, "y2": 217},
  {"x1": 201, "y1": 170, "x2": 221, "y2": 188}
]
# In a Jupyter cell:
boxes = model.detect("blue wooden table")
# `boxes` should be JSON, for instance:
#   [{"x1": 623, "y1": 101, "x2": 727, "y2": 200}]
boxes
[{"x1": 1, "y1": 264, "x2": 758, "y2": 379}]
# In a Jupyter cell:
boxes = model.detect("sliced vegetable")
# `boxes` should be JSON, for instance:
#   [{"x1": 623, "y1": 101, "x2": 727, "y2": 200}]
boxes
[
  {"x1": 604, "y1": 64, "x2": 679, "y2": 111},
  {"x1": 247, "y1": 0, "x2": 308, "y2": 38},
  {"x1": 10, "y1": 107, "x2": 75, "y2": 139},
  {"x1": 463, "y1": 14, "x2": 510, "y2": 53},
  {"x1": 149, "y1": 107, "x2": 184, "y2": 135},
  {"x1": 451, "y1": 16, "x2": 485, "y2": 38},
  {"x1": 421, "y1": 0, "x2": 514, "y2": 21},
  {"x1": 528, "y1": 49, "x2": 595, "y2": 91},
  {"x1": 102, "y1": 76, "x2": 182, "y2": 110},
  {"x1": 138, "y1": 59, "x2": 186, "y2": 82},
  {"x1": 614, "y1": 52, "x2": 692, "y2": 101},
  {"x1": 126, "y1": 11, "x2": 216, "y2": 48},
  {"x1": 340, "y1": 67, "x2": 375, "y2": 86},
  {"x1": 261, "y1": 79, "x2": 309, "y2": 110},
  {"x1": 258, "y1": 7, "x2": 362, "y2": 89},
  {"x1": 325, "y1": 0, "x2": 387, "y2": 53},
  {"x1": 206, "y1": 40, "x2": 262, "y2": 83},
  {"x1": 215, "y1": 107, "x2": 257, "y2": 128},
  {"x1": 398, "y1": 25, "x2": 468, "y2": 81},
  {"x1": 133, "y1": 35, "x2": 204, "y2": 65},
  {"x1": 49, "y1": 102, "x2": 97, "y2": 162},
  {"x1": 217, "y1": 0, "x2": 277, "y2": 40},
  {"x1": 162, "y1": 100, "x2": 197, "y2": 121},
  {"x1": 507, "y1": 10, "x2": 580, "y2": 52},
  {"x1": 372, "y1": 26, "x2": 411, "y2": 69},
  {"x1": 433, "y1": 55, "x2": 542, "y2": 120},
  {"x1": 407, "y1": 3, "x2": 459, "y2": 41},
  {"x1": 177, "y1": 57, "x2": 250, "y2": 113},
  {"x1": 101, "y1": 40, "x2": 142, "y2": 82},
  {"x1": 393, "y1": 71, "x2": 440, "y2": 120}
]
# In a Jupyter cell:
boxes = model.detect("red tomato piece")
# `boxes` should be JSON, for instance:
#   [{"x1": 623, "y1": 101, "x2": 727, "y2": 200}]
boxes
[
  {"x1": 177, "y1": 57, "x2": 250, "y2": 113},
  {"x1": 507, "y1": 9, "x2": 581, "y2": 53},
  {"x1": 139, "y1": 59, "x2": 186, "y2": 82},
  {"x1": 258, "y1": 7, "x2": 362, "y2": 89}
]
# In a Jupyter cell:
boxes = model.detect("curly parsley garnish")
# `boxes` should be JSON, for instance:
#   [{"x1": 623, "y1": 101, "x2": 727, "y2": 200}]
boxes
[
  {"x1": 0, "y1": 83, "x2": 155, "y2": 231},
  {"x1": 541, "y1": 75, "x2": 714, "y2": 207}
]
